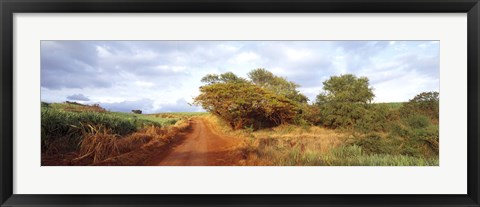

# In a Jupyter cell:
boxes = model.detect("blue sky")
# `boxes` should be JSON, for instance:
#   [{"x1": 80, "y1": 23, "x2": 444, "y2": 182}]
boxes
[{"x1": 41, "y1": 41, "x2": 439, "y2": 113}]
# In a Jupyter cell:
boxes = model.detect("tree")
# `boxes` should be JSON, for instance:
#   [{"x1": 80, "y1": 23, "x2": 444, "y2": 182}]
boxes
[
  {"x1": 401, "y1": 91, "x2": 439, "y2": 120},
  {"x1": 314, "y1": 74, "x2": 375, "y2": 129},
  {"x1": 194, "y1": 82, "x2": 298, "y2": 130},
  {"x1": 248, "y1": 68, "x2": 309, "y2": 104},
  {"x1": 200, "y1": 72, "x2": 248, "y2": 84}
]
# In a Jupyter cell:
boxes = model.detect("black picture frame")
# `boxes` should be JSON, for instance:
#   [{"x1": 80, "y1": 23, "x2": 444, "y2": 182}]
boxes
[{"x1": 1, "y1": 0, "x2": 479, "y2": 206}]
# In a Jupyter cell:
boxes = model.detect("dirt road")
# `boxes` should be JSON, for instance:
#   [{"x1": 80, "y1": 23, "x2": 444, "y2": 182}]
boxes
[{"x1": 151, "y1": 118, "x2": 241, "y2": 166}]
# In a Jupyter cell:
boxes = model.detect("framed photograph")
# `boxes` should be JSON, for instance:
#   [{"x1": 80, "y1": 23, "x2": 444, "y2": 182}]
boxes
[{"x1": 1, "y1": 0, "x2": 479, "y2": 206}]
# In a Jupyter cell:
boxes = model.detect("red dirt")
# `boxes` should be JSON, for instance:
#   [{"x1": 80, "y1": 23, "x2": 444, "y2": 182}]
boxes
[{"x1": 147, "y1": 118, "x2": 242, "y2": 166}]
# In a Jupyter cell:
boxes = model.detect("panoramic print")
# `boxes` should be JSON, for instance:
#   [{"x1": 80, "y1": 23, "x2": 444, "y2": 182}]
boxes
[{"x1": 41, "y1": 40, "x2": 439, "y2": 166}]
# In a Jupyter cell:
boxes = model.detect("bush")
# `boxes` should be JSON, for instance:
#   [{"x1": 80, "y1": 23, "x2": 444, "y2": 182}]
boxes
[
  {"x1": 354, "y1": 104, "x2": 390, "y2": 132},
  {"x1": 302, "y1": 105, "x2": 322, "y2": 125},
  {"x1": 349, "y1": 133, "x2": 401, "y2": 155},
  {"x1": 405, "y1": 114, "x2": 430, "y2": 129},
  {"x1": 315, "y1": 74, "x2": 375, "y2": 129},
  {"x1": 400, "y1": 91, "x2": 439, "y2": 120},
  {"x1": 194, "y1": 82, "x2": 299, "y2": 130}
]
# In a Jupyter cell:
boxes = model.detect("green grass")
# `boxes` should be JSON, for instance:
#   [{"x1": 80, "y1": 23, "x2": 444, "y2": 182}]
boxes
[
  {"x1": 322, "y1": 145, "x2": 438, "y2": 166},
  {"x1": 109, "y1": 112, "x2": 180, "y2": 127},
  {"x1": 374, "y1": 102, "x2": 405, "y2": 110},
  {"x1": 151, "y1": 112, "x2": 209, "y2": 118},
  {"x1": 44, "y1": 102, "x2": 207, "y2": 127},
  {"x1": 267, "y1": 145, "x2": 438, "y2": 166}
]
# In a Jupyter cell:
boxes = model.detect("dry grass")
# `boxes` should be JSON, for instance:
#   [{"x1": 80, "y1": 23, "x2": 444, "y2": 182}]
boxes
[
  {"x1": 204, "y1": 115, "x2": 347, "y2": 166},
  {"x1": 73, "y1": 124, "x2": 120, "y2": 163},
  {"x1": 243, "y1": 126, "x2": 347, "y2": 166},
  {"x1": 67, "y1": 120, "x2": 192, "y2": 165}
]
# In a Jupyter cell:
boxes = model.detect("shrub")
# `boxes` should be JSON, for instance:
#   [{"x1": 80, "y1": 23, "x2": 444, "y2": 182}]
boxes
[
  {"x1": 303, "y1": 105, "x2": 322, "y2": 125},
  {"x1": 315, "y1": 74, "x2": 375, "y2": 129},
  {"x1": 194, "y1": 82, "x2": 299, "y2": 130},
  {"x1": 349, "y1": 133, "x2": 400, "y2": 155},
  {"x1": 400, "y1": 91, "x2": 439, "y2": 120},
  {"x1": 405, "y1": 114, "x2": 430, "y2": 129},
  {"x1": 354, "y1": 104, "x2": 390, "y2": 132}
]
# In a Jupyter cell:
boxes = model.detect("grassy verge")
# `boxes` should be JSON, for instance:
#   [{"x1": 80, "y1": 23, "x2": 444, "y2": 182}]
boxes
[{"x1": 205, "y1": 115, "x2": 438, "y2": 166}]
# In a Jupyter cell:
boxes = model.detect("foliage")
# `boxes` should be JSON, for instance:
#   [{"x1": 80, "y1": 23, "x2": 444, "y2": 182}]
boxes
[
  {"x1": 400, "y1": 91, "x2": 439, "y2": 120},
  {"x1": 321, "y1": 145, "x2": 438, "y2": 166},
  {"x1": 390, "y1": 123, "x2": 439, "y2": 157},
  {"x1": 404, "y1": 114, "x2": 430, "y2": 129},
  {"x1": 195, "y1": 69, "x2": 308, "y2": 130},
  {"x1": 354, "y1": 104, "x2": 391, "y2": 132},
  {"x1": 351, "y1": 121, "x2": 438, "y2": 158},
  {"x1": 316, "y1": 74, "x2": 374, "y2": 104},
  {"x1": 194, "y1": 82, "x2": 298, "y2": 130},
  {"x1": 200, "y1": 72, "x2": 248, "y2": 84},
  {"x1": 302, "y1": 105, "x2": 323, "y2": 125},
  {"x1": 348, "y1": 133, "x2": 400, "y2": 155},
  {"x1": 49, "y1": 102, "x2": 107, "y2": 113},
  {"x1": 374, "y1": 102, "x2": 404, "y2": 110},
  {"x1": 314, "y1": 74, "x2": 375, "y2": 129},
  {"x1": 40, "y1": 105, "x2": 184, "y2": 154},
  {"x1": 248, "y1": 68, "x2": 309, "y2": 104},
  {"x1": 41, "y1": 107, "x2": 141, "y2": 154}
]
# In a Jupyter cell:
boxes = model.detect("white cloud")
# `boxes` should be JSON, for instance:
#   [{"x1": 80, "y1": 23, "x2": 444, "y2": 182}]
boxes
[
  {"x1": 41, "y1": 41, "x2": 439, "y2": 112},
  {"x1": 135, "y1": 81, "x2": 154, "y2": 88},
  {"x1": 233, "y1": 51, "x2": 259, "y2": 63},
  {"x1": 96, "y1": 46, "x2": 111, "y2": 57}
]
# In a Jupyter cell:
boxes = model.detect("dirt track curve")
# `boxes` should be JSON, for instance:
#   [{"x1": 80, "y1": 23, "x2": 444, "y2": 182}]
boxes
[{"x1": 151, "y1": 118, "x2": 241, "y2": 166}]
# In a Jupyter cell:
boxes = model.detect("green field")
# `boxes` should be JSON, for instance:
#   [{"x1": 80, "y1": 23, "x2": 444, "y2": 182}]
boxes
[
  {"x1": 45, "y1": 102, "x2": 207, "y2": 126},
  {"x1": 373, "y1": 102, "x2": 405, "y2": 110}
]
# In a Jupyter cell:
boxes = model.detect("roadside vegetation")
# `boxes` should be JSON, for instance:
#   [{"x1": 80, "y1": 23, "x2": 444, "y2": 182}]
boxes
[
  {"x1": 41, "y1": 102, "x2": 203, "y2": 165},
  {"x1": 41, "y1": 68, "x2": 439, "y2": 166},
  {"x1": 194, "y1": 68, "x2": 439, "y2": 166}
]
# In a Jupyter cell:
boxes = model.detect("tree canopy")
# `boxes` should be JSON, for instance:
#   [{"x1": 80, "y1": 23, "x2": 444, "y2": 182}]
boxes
[
  {"x1": 194, "y1": 69, "x2": 308, "y2": 130},
  {"x1": 200, "y1": 72, "x2": 248, "y2": 84},
  {"x1": 194, "y1": 82, "x2": 298, "y2": 130},
  {"x1": 316, "y1": 74, "x2": 374, "y2": 105},
  {"x1": 314, "y1": 74, "x2": 375, "y2": 129},
  {"x1": 400, "y1": 91, "x2": 439, "y2": 120},
  {"x1": 248, "y1": 68, "x2": 309, "y2": 104}
]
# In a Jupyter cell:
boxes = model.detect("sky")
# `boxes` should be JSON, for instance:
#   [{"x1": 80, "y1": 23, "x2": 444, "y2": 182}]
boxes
[{"x1": 41, "y1": 41, "x2": 439, "y2": 113}]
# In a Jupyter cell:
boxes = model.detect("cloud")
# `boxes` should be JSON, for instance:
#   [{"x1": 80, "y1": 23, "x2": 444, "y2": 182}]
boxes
[
  {"x1": 41, "y1": 40, "x2": 439, "y2": 112},
  {"x1": 157, "y1": 98, "x2": 203, "y2": 113},
  {"x1": 66, "y1": 93, "x2": 90, "y2": 101},
  {"x1": 40, "y1": 41, "x2": 190, "y2": 90},
  {"x1": 99, "y1": 99, "x2": 155, "y2": 113},
  {"x1": 96, "y1": 98, "x2": 203, "y2": 114}
]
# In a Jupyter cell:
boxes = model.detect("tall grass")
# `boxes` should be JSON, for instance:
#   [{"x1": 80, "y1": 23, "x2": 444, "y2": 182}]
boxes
[
  {"x1": 322, "y1": 145, "x2": 438, "y2": 166},
  {"x1": 41, "y1": 107, "x2": 165, "y2": 154},
  {"x1": 41, "y1": 102, "x2": 196, "y2": 165},
  {"x1": 246, "y1": 142, "x2": 438, "y2": 166},
  {"x1": 205, "y1": 114, "x2": 438, "y2": 166}
]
